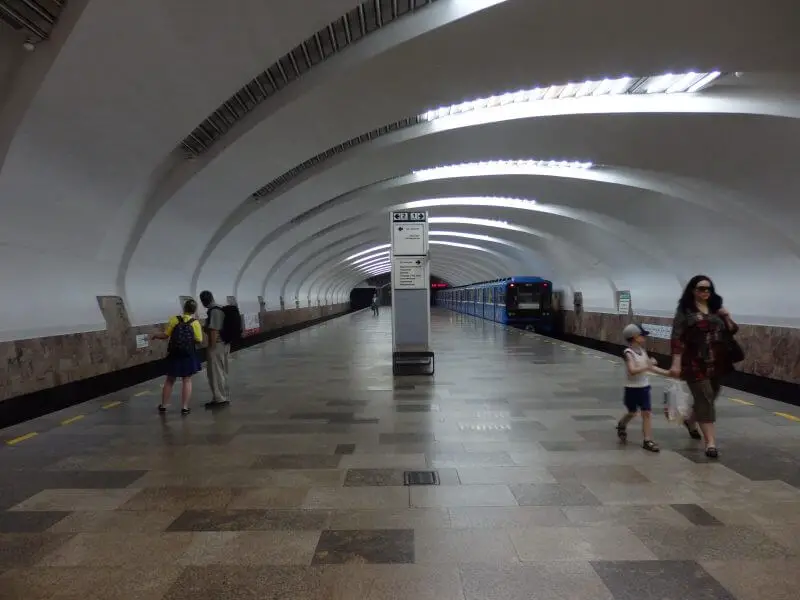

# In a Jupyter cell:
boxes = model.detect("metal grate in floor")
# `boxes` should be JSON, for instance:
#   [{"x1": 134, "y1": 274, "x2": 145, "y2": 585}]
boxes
[{"x1": 403, "y1": 470, "x2": 440, "y2": 486}]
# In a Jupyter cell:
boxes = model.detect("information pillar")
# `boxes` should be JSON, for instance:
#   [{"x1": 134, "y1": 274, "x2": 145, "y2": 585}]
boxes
[{"x1": 390, "y1": 211, "x2": 434, "y2": 375}]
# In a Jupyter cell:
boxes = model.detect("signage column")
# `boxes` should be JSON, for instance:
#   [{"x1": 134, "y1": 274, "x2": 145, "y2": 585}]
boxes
[{"x1": 390, "y1": 211, "x2": 434, "y2": 375}]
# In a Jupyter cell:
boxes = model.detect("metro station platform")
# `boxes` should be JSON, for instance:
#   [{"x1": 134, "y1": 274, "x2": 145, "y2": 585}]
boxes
[{"x1": 1, "y1": 309, "x2": 799, "y2": 599}]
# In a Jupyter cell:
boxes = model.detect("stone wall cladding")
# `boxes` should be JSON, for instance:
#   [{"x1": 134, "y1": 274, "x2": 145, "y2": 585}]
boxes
[
  {"x1": 563, "y1": 310, "x2": 800, "y2": 385},
  {"x1": 0, "y1": 303, "x2": 349, "y2": 402}
]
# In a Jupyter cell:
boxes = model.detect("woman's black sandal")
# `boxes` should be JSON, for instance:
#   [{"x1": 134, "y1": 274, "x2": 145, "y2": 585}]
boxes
[
  {"x1": 643, "y1": 440, "x2": 660, "y2": 453},
  {"x1": 705, "y1": 446, "x2": 719, "y2": 459},
  {"x1": 684, "y1": 421, "x2": 702, "y2": 440}
]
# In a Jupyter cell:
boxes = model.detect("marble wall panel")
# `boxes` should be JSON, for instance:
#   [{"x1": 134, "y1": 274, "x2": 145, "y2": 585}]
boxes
[
  {"x1": 564, "y1": 310, "x2": 800, "y2": 384},
  {"x1": 0, "y1": 303, "x2": 349, "y2": 403}
]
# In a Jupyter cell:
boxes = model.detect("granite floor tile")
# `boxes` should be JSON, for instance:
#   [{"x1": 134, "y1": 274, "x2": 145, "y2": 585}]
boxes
[
  {"x1": 591, "y1": 560, "x2": 735, "y2": 600},
  {"x1": 701, "y1": 558, "x2": 800, "y2": 600},
  {"x1": 509, "y1": 482, "x2": 602, "y2": 506},
  {"x1": 548, "y1": 464, "x2": 650, "y2": 484},
  {"x1": 510, "y1": 526, "x2": 658, "y2": 561},
  {"x1": 449, "y1": 506, "x2": 570, "y2": 528},
  {"x1": 457, "y1": 466, "x2": 556, "y2": 484},
  {"x1": 37, "y1": 532, "x2": 195, "y2": 567},
  {"x1": 10, "y1": 489, "x2": 140, "y2": 512},
  {"x1": 303, "y1": 487, "x2": 410, "y2": 510},
  {"x1": 428, "y1": 452, "x2": 516, "y2": 467},
  {"x1": 47, "y1": 510, "x2": 181, "y2": 533},
  {"x1": 411, "y1": 484, "x2": 517, "y2": 508},
  {"x1": 329, "y1": 508, "x2": 451, "y2": 530},
  {"x1": 312, "y1": 529, "x2": 414, "y2": 564},
  {"x1": 160, "y1": 565, "x2": 334, "y2": 600},
  {"x1": 460, "y1": 562, "x2": 614, "y2": 600},
  {"x1": 341, "y1": 564, "x2": 466, "y2": 600},
  {"x1": 180, "y1": 531, "x2": 321, "y2": 565},
  {"x1": 338, "y1": 453, "x2": 427, "y2": 469},
  {"x1": 669, "y1": 504, "x2": 724, "y2": 526},
  {"x1": 0, "y1": 533, "x2": 74, "y2": 571},
  {"x1": 562, "y1": 505, "x2": 695, "y2": 528},
  {"x1": 251, "y1": 454, "x2": 342, "y2": 470},
  {"x1": 628, "y1": 523, "x2": 794, "y2": 560},
  {"x1": 0, "y1": 511, "x2": 69, "y2": 532},
  {"x1": 379, "y1": 433, "x2": 435, "y2": 444},
  {"x1": 226, "y1": 487, "x2": 310, "y2": 509},
  {"x1": 344, "y1": 469, "x2": 406, "y2": 487},
  {"x1": 167, "y1": 509, "x2": 331, "y2": 531},
  {"x1": 414, "y1": 528, "x2": 519, "y2": 564},
  {"x1": 0, "y1": 566, "x2": 184, "y2": 600},
  {"x1": 119, "y1": 487, "x2": 244, "y2": 511}
]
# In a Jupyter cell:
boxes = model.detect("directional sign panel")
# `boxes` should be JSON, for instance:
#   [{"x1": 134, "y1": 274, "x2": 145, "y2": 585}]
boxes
[
  {"x1": 392, "y1": 222, "x2": 427, "y2": 255},
  {"x1": 392, "y1": 211, "x2": 427, "y2": 222},
  {"x1": 393, "y1": 256, "x2": 427, "y2": 289}
]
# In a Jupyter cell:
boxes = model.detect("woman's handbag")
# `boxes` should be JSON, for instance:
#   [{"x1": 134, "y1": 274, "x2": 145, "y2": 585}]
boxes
[{"x1": 722, "y1": 322, "x2": 745, "y2": 365}]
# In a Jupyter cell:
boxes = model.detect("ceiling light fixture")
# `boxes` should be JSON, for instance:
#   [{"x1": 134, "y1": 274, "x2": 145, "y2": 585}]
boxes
[
  {"x1": 413, "y1": 159, "x2": 593, "y2": 177},
  {"x1": 349, "y1": 250, "x2": 390, "y2": 266},
  {"x1": 404, "y1": 197, "x2": 537, "y2": 210},
  {"x1": 344, "y1": 244, "x2": 391, "y2": 261},
  {"x1": 419, "y1": 71, "x2": 722, "y2": 122}
]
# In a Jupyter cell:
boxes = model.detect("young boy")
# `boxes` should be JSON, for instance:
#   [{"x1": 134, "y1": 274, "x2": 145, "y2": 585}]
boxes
[{"x1": 616, "y1": 323, "x2": 670, "y2": 452}]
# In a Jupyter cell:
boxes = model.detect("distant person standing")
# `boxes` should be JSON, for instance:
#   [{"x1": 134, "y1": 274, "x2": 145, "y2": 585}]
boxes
[
  {"x1": 200, "y1": 290, "x2": 231, "y2": 407},
  {"x1": 151, "y1": 298, "x2": 203, "y2": 414},
  {"x1": 371, "y1": 292, "x2": 379, "y2": 315}
]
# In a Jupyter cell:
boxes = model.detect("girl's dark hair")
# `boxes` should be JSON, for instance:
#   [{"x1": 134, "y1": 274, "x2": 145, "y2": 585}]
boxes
[
  {"x1": 678, "y1": 274, "x2": 722, "y2": 314},
  {"x1": 183, "y1": 298, "x2": 198, "y2": 314}
]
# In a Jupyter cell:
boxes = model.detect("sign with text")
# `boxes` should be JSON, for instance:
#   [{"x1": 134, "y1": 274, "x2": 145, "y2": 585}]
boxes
[
  {"x1": 393, "y1": 256, "x2": 427, "y2": 289},
  {"x1": 617, "y1": 290, "x2": 631, "y2": 315},
  {"x1": 135, "y1": 334, "x2": 149, "y2": 349},
  {"x1": 392, "y1": 211, "x2": 427, "y2": 222},
  {"x1": 392, "y1": 222, "x2": 427, "y2": 255}
]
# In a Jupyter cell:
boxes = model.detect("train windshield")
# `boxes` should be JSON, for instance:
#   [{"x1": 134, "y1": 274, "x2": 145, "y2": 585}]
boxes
[{"x1": 507, "y1": 282, "x2": 550, "y2": 310}]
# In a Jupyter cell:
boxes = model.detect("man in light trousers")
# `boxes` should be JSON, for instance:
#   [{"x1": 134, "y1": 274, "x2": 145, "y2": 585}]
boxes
[{"x1": 200, "y1": 290, "x2": 230, "y2": 407}]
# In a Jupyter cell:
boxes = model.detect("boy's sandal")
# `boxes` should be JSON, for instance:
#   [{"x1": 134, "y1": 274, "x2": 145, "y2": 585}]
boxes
[
  {"x1": 705, "y1": 446, "x2": 719, "y2": 459},
  {"x1": 158, "y1": 405, "x2": 167, "y2": 413},
  {"x1": 643, "y1": 440, "x2": 660, "y2": 453},
  {"x1": 616, "y1": 424, "x2": 628, "y2": 442}
]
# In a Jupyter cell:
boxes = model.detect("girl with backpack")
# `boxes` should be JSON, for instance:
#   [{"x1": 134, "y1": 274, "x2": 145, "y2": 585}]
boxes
[{"x1": 150, "y1": 298, "x2": 203, "y2": 415}]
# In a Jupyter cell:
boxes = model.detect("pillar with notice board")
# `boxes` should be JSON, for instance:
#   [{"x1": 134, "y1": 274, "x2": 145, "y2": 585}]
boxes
[{"x1": 390, "y1": 210, "x2": 434, "y2": 375}]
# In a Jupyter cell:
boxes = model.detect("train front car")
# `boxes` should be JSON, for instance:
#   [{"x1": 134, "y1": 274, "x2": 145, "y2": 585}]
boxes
[{"x1": 503, "y1": 277, "x2": 554, "y2": 332}]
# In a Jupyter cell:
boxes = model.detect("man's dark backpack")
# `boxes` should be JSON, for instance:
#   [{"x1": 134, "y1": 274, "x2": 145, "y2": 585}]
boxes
[
  {"x1": 168, "y1": 316, "x2": 197, "y2": 357},
  {"x1": 212, "y1": 305, "x2": 244, "y2": 344}
]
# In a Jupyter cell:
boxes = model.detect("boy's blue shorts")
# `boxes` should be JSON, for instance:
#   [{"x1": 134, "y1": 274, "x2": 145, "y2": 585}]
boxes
[{"x1": 624, "y1": 386, "x2": 652, "y2": 413}]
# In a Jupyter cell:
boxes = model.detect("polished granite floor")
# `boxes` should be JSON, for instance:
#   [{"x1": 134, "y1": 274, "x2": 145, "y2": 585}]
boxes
[{"x1": 1, "y1": 309, "x2": 800, "y2": 599}]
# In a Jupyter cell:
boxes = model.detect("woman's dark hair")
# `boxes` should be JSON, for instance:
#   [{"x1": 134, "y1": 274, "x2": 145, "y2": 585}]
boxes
[
  {"x1": 678, "y1": 274, "x2": 722, "y2": 314},
  {"x1": 183, "y1": 298, "x2": 198, "y2": 314}
]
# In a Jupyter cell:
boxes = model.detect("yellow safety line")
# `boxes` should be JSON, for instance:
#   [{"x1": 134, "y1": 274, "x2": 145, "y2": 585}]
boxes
[
  {"x1": 729, "y1": 398, "x2": 754, "y2": 406},
  {"x1": 60, "y1": 415, "x2": 85, "y2": 426},
  {"x1": 775, "y1": 412, "x2": 800, "y2": 422},
  {"x1": 6, "y1": 432, "x2": 38, "y2": 445},
  {"x1": 102, "y1": 401, "x2": 122, "y2": 409},
  {"x1": 133, "y1": 390, "x2": 151, "y2": 397}
]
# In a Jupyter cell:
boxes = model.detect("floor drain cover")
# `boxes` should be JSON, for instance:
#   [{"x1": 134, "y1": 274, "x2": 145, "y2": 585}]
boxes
[{"x1": 404, "y1": 470, "x2": 440, "y2": 486}]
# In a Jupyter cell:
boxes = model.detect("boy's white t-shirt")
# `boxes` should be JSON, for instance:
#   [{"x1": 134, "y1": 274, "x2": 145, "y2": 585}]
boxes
[{"x1": 623, "y1": 346, "x2": 650, "y2": 388}]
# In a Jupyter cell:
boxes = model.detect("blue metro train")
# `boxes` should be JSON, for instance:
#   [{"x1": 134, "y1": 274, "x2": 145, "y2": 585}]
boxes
[{"x1": 435, "y1": 276, "x2": 554, "y2": 332}]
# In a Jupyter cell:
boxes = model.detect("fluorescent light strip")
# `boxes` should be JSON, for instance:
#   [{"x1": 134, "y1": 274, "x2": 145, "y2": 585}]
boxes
[
  {"x1": 349, "y1": 251, "x2": 390, "y2": 266},
  {"x1": 345, "y1": 244, "x2": 391, "y2": 261},
  {"x1": 405, "y1": 197, "x2": 537, "y2": 209},
  {"x1": 413, "y1": 159, "x2": 592, "y2": 178},
  {"x1": 419, "y1": 71, "x2": 721, "y2": 122}
]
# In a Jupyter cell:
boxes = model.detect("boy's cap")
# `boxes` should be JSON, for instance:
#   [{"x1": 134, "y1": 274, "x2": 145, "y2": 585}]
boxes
[{"x1": 623, "y1": 323, "x2": 649, "y2": 340}]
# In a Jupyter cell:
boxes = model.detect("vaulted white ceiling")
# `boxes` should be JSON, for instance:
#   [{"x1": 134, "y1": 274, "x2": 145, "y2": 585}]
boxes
[{"x1": 1, "y1": 0, "x2": 799, "y2": 341}]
